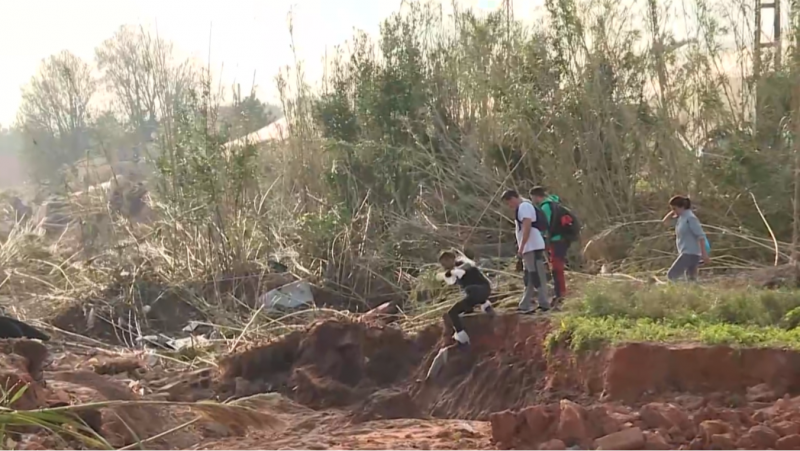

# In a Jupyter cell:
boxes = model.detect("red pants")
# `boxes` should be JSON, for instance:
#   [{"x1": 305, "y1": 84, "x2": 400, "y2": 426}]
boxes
[{"x1": 547, "y1": 241, "x2": 570, "y2": 298}]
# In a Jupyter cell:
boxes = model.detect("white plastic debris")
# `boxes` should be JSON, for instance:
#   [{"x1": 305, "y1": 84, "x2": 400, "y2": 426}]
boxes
[
  {"x1": 259, "y1": 280, "x2": 315, "y2": 311},
  {"x1": 170, "y1": 335, "x2": 212, "y2": 350},
  {"x1": 426, "y1": 346, "x2": 450, "y2": 381}
]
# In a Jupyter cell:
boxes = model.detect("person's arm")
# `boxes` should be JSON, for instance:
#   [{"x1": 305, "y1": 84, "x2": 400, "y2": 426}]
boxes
[
  {"x1": 688, "y1": 216, "x2": 710, "y2": 263},
  {"x1": 520, "y1": 218, "x2": 532, "y2": 254},
  {"x1": 518, "y1": 203, "x2": 534, "y2": 254},
  {"x1": 662, "y1": 211, "x2": 676, "y2": 224},
  {"x1": 443, "y1": 263, "x2": 467, "y2": 285}
]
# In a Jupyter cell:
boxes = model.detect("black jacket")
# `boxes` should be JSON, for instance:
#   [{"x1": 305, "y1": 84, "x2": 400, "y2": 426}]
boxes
[{"x1": 446, "y1": 259, "x2": 490, "y2": 288}]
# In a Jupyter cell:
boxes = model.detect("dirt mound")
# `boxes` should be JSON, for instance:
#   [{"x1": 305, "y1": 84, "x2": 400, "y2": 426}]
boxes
[{"x1": 219, "y1": 320, "x2": 434, "y2": 408}]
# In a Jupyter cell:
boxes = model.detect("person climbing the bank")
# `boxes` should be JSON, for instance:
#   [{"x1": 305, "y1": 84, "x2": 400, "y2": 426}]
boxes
[
  {"x1": 530, "y1": 186, "x2": 581, "y2": 302},
  {"x1": 438, "y1": 250, "x2": 494, "y2": 346},
  {"x1": 661, "y1": 195, "x2": 709, "y2": 282},
  {"x1": 501, "y1": 189, "x2": 551, "y2": 313}
]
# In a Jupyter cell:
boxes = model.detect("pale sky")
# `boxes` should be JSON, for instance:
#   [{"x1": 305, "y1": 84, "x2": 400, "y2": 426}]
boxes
[
  {"x1": 0, "y1": 0, "x2": 559, "y2": 126},
  {"x1": 0, "y1": 0, "x2": 765, "y2": 128}
]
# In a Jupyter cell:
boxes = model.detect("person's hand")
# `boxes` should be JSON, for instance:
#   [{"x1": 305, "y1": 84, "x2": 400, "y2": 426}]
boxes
[
  {"x1": 701, "y1": 254, "x2": 710, "y2": 265},
  {"x1": 517, "y1": 245, "x2": 524, "y2": 256}
]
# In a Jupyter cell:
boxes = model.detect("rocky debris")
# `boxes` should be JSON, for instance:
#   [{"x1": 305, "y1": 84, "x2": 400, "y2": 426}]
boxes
[
  {"x1": 489, "y1": 396, "x2": 800, "y2": 450},
  {"x1": 558, "y1": 400, "x2": 589, "y2": 447},
  {"x1": 777, "y1": 433, "x2": 800, "y2": 449},
  {"x1": 746, "y1": 424, "x2": 780, "y2": 448},
  {"x1": 747, "y1": 382, "x2": 781, "y2": 402}
]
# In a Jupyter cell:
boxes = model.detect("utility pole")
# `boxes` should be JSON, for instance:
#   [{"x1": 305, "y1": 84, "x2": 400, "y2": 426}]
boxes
[
  {"x1": 754, "y1": 0, "x2": 783, "y2": 127},
  {"x1": 791, "y1": 0, "x2": 800, "y2": 264}
]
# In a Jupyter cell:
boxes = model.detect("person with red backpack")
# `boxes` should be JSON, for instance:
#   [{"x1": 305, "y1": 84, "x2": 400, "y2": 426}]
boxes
[
  {"x1": 502, "y1": 189, "x2": 551, "y2": 313},
  {"x1": 530, "y1": 186, "x2": 581, "y2": 302}
]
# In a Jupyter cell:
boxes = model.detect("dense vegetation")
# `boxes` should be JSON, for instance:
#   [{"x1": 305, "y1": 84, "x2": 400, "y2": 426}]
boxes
[{"x1": 1, "y1": 0, "x2": 800, "y2": 329}]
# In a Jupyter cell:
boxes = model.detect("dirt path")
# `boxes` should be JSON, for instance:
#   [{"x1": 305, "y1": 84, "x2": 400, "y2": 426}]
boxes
[{"x1": 200, "y1": 416, "x2": 491, "y2": 450}]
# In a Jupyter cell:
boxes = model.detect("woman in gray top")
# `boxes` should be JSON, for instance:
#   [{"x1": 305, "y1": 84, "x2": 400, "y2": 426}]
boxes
[{"x1": 661, "y1": 195, "x2": 710, "y2": 281}]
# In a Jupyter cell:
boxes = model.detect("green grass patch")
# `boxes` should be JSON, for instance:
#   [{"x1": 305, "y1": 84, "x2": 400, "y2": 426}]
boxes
[
  {"x1": 569, "y1": 280, "x2": 800, "y2": 327},
  {"x1": 546, "y1": 315, "x2": 800, "y2": 352},
  {"x1": 547, "y1": 280, "x2": 800, "y2": 352}
]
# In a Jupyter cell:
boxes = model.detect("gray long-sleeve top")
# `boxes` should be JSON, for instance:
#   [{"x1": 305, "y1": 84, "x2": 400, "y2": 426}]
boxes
[{"x1": 675, "y1": 210, "x2": 706, "y2": 256}]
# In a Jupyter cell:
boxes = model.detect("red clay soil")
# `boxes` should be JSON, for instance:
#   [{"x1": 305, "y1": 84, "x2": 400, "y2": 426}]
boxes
[
  {"x1": 209, "y1": 313, "x2": 800, "y2": 449},
  {"x1": 200, "y1": 416, "x2": 492, "y2": 450},
  {"x1": 218, "y1": 314, "x2": 800, "y2": 421},
  {"x1": 12, "y1": 312, "x2": 800, "y2": 449}
]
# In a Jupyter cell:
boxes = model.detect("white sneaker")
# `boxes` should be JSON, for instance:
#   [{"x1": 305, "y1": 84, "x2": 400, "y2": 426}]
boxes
[{"x1": 453, "y1": 330, "x2": 470, "y2": 345}]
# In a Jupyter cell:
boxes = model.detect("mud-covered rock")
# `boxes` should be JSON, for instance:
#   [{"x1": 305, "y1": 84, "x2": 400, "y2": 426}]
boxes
[
  {"x1": 490, "y1": 409, "x2": 520, "y2": 446},
  {"x1": 521, "y1": 405, "x2": 552, "y2": 438},
  {"x1": 773, "y1": 420, "x2": 800, "y2": 437},
  {"x1": 557, "y1": 400, "x2": 588, "y2": 446},
  {"x1": 698, "y1": 419, "x2": 732, "y2": 443},
  {"x1": 538, "y1": 438, "x2": 566, "y2": 450},
  {"x1": 594, "y1": 427, "x2": 644, "y2": 450},
  {"x1": 640, "y1": 402, "x2": 691, "y2": 433},
  {"x1": 643, "y1": 430, "x2": 671, "y2": 450},
  {"x1": 777, "y1": 433, "x2": 800, "y2": 450},
  {"x1": 747, "y1": 424, "x2": 780, "y2": 448}
]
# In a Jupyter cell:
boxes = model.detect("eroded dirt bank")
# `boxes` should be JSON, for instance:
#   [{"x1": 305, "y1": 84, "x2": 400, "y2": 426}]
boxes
[
  {"x1": 5, "y1": 314, "x2": 800, "y2": 449},
  {"x1": 217, "y1": 314, "x2": 800, "y2": 449}
]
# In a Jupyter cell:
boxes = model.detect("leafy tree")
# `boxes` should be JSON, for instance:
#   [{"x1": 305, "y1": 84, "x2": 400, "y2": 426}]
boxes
[
  {"x1": 17, "y1": 50, "x2": 96, "y2": 181},
  {"x1": 95, "y1": 25, "x2": 198, "y2": 141}
]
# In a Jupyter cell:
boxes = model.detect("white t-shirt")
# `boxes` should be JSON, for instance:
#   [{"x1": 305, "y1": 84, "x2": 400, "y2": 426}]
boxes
[{"x1": 515, "y1": 201, "x2": 546, "y2": 253}]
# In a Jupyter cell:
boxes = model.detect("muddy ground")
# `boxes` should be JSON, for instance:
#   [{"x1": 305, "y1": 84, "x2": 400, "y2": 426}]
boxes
[{"x1": 6, "y1": 313, "x2": 800, "y2": 449}]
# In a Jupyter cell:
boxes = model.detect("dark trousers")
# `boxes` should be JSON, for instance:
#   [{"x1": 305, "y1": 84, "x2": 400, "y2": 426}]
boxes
[
  {"x1": 548, "y1": 240, "x2": 570, "y2": 298},
  {"x1": 446, "y1": 284, "x2": 491, "y2": 333},
  {"x1": 667, "y1": 253, "x2": 701, "y2": 281}
]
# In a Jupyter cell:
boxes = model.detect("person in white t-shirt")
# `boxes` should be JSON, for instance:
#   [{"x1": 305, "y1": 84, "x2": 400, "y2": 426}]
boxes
[{"x1": 502, "y1": 189, "x2": 551, "y2": 313}]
